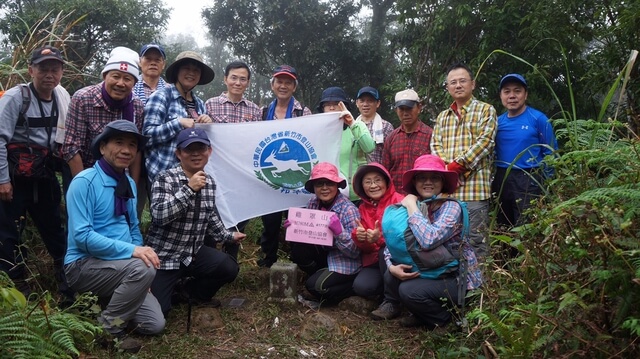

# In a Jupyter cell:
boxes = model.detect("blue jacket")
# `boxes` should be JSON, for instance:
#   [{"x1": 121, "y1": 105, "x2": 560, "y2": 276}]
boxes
[{"x1": 65, "y1": 162, "x2": 142, "y2": 265}]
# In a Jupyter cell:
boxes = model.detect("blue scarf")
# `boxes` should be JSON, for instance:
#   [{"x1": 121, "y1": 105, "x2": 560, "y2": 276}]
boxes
[
  {"x1": 265, "y1": 97, "x2": 295, "y2": 120},
  {"x1": 97, "y1": 157, "x2": 134, "y2": 217}
]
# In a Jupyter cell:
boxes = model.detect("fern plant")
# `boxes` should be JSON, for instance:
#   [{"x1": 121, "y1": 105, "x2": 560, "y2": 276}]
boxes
[{"x1": 0, "y1": 273, "x2": 102, "y2": 359}]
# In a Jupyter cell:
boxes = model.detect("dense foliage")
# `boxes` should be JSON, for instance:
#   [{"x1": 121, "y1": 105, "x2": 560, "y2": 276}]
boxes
[
  {"x1": 0, "y1": 0, "x2": 639, "y2": 357},
  {"x1": 0, "y1": 0, "x2": 169, "y2": 91}
]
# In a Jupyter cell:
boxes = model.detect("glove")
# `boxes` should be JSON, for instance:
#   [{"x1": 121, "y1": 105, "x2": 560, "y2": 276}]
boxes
[
  {"x1": 447, "y1": 161, "x2": 466, "y2": 175},
  {"x1": 283, "y1": 219, "x2": 292, "y2": 228},
  {"x1": 328, "y1": 214, "x2": 343, "y2": 235}
]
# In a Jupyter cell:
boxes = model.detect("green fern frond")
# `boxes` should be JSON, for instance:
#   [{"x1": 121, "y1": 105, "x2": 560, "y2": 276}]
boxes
[{"x1": 553, "y1": 184, "x2": 640, "y2": 213}]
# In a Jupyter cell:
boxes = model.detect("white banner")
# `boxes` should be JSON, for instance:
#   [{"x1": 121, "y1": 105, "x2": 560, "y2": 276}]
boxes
[{"x1": 201, "y1": 112, "x2": 345, "y2": 228}]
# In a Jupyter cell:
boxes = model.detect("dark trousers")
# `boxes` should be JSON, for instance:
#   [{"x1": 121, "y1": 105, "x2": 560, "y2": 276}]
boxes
[
  {"x1": 290, "y1": 242, "x2": 328, "y2": 276},
  {"x1": 383, "y1": 269, "x2": 461, "y2": 328},
  {"x1": 306, "y1": 268, "x2": 357, "y2": 304},
  {"x1": 260, "y1": 211, "x2": 285, "y2": 264},
  {"x1": 0, "y1": 177, "x2": 68, "y2": 292},
  {"x1": 492, "y1": 167, "x2": 543, "y2": 227},
  {"x1": 150, "y1": 245, "x2": 239, "y2": 316}
]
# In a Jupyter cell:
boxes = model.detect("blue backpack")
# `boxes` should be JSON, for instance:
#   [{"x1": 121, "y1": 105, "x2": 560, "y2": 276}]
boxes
[{"x1": 382, "y1": 197, "x2": 470, "y2": 279}]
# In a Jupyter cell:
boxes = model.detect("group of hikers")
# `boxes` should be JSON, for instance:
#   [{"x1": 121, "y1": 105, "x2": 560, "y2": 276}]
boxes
[{"x1": 0, "y1": 43, "x2": 557, "y2": 352}]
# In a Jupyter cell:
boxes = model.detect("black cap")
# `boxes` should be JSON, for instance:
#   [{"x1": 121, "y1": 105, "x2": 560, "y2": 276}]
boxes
[
  {"x1": 30, "y1": 46, "x2": 64, "y2": 65},
  {"x1": 91, "y1": 120, "x2": 147, "y2": 159}
]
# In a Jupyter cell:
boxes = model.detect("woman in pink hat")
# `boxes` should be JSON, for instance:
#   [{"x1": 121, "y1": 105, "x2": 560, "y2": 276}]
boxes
[
  {"x1": 350, "y1": 163, "x2": 404, "y2": 298},
  {"x1": 290, "y1": 162, "x2": 362, "y2": 304},
  {"x1": 369, "y1": 154, "x2": 482, "y2": 329}
]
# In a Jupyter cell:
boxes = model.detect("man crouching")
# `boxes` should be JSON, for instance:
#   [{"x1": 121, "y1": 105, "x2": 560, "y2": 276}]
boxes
[
  {"x1": 146, "y1": 127, "x2": 245, "y2": 318},
  {"x1": 64, "y1": 120, "x2": 164, "y2": 353}
]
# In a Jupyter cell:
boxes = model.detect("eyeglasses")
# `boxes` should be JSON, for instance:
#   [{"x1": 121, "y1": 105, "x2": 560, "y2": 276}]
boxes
[
  {"x1": 414, "y1": 174, "x2": 443, "y2": 183},
  {"x1": 228, "y1": 75, "x2": 249, "y2": 84},
  {"x1": 363, "y1": 178, "x2": 385, "y2": 187},
  {"x1": 447, "y1": 78, "x2": 471, "y2": 87},
  {"x1": 323, "y1": 102, "x2": 340, "y2": 110},
  {"x1": 182, "y1": 143, "x2": 209, "y2": 154},
  {"x1": 314, "y1": 180, "x2": 337, "y2": 188}
]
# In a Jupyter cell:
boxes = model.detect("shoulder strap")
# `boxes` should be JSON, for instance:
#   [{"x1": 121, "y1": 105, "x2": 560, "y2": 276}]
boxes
[
  {"x1": 420, "y1": 197, "x2": 470, "y2": 311},
  {"x1": 262, "y1": 107, "x2": 268, "y2": 120},
  {"x1": 19, "y1": 84, "x2": 31, "y2": 118},
  {"x1": 420, "y1": 197, "x2": 469, "y2": 240},
  {"x1": 16, "y1": 84, "x2": 31, "y2": 127}
]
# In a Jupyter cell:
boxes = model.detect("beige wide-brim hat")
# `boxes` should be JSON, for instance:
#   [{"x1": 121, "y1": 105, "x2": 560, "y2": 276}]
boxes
[{"x1": 165, "y1": 51, "x2": 215, "y2": 85}]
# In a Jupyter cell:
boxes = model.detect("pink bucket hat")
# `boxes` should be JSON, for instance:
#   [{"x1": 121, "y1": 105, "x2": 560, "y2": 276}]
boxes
[
  {"x1": 402, "y1": 155, "x2": 459, "y2": 194},
  {"x1": 304, "y1": 162, "x2": 347, "y2": 192}
]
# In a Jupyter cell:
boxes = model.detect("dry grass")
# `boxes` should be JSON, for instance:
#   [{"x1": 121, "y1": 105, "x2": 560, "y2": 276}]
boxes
[{"x1": 22, "y1": 217, "x2": 476, "y2": 359}]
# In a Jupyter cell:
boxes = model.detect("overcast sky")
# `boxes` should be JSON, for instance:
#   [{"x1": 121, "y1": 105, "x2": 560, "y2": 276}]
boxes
[{"x1": 164, "y1": 0, "x2": 210, "y2": 46}]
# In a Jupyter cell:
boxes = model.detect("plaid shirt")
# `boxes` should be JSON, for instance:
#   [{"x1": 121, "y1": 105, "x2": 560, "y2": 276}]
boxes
[
  {"x1": 307, "y1": 193, "x2": 362, "y2": 275},
  {"x1": 382, "y1": 121, "x2": 433, "y2": 194},
  {"x1": 383, "y1": 200, "x2": 482, "y2": 290},
  {"x1": 143, "y1": 85, "x2": 207, "y2": 181},
  {"x1": 205, "y1": 92, "x2": 261, "y2": 123},
  {"x1": 133, "y1": 77, "x2": 167, "y2": 106},
  {"x1": 431, "y1": 97, "x2": 497, "y2": 201},
  {"x1": 360, "y1": 115, "x2": 395, "y2": 164},
  {"x1": 145, "y1": 166, "x2": 233, "y2": 270},
  {"x1": 61, "y1": 84, "x2": 144, "y2": 166}
]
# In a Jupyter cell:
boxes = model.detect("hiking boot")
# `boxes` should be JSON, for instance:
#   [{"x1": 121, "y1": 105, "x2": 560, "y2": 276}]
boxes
[
  {"x1": 115, "y1": 336, "x2": 143, "y2": 353},
  {"x1": 257, "y1": 258, "x2": 274, "y2": 268},
  {"x1": 399, "y1": 313, "x2": 422, "y2": 327},
  {"x1": 370, "y1": 301, "x2": 401, "y2": 320},
  {"x1": 99, "y1": 331, "x2": 142, "y2": 353}
]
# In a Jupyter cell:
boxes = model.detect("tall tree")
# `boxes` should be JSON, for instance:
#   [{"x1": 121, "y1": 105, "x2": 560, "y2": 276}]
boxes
[
  {"x1": 391, "y1": 0, "x2": 637, "y2": 123},
  {"x1": 203, "y1": 0, "x2": 378, "y2": 108},
  {"x1": 0, "y1": 0, "x2": 169, "y2": 91}
]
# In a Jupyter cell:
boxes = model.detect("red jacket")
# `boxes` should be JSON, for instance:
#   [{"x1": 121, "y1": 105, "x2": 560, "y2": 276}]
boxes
[{"x1": 351, "y1": 163, "x2": 404, "y2": 266}]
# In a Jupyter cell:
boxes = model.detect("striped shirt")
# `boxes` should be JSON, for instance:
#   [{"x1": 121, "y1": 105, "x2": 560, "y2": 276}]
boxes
[
  {"x1": 205, "y1": 92, "x2": 261, "y2": 123},
  {"x1": 145, "y1": 166, "x2": 233, "y2": 270},
  {"x1": 133, "y1": 77, "x2": 167, "y2": 106},
  {"x1": 431, "y1": 97, "x2": 497, "y2": 201},
  {"x1": 382, "y1": 121, "x2": 433, "y2": 194},
  {"x1": 61, "y1": 84, "x2": 144, "y2": 167},
  {"x1": 361, "y1": 115, "x2": 395, "y2": 164},
  {"x1": 143, "y1": 85, "x2": 207, "y2": 182},
  {"x1": 307, "y1": 193, "x2": 362, "y2": 275}
]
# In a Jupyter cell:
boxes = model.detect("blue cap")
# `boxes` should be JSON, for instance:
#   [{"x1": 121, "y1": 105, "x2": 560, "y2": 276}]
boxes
[
  {"x1": 177, "y1": 128, "x2": 211, "y2": 149},
  {"x1": 139, "y1": 44, "x2": 166, "y2": 59},
  {"x1": 356, "y1": 86, "x2": 379, "y2": 100},
  {"x1": 499, "y1": 73, "x2": 527, "y2": 90}
]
